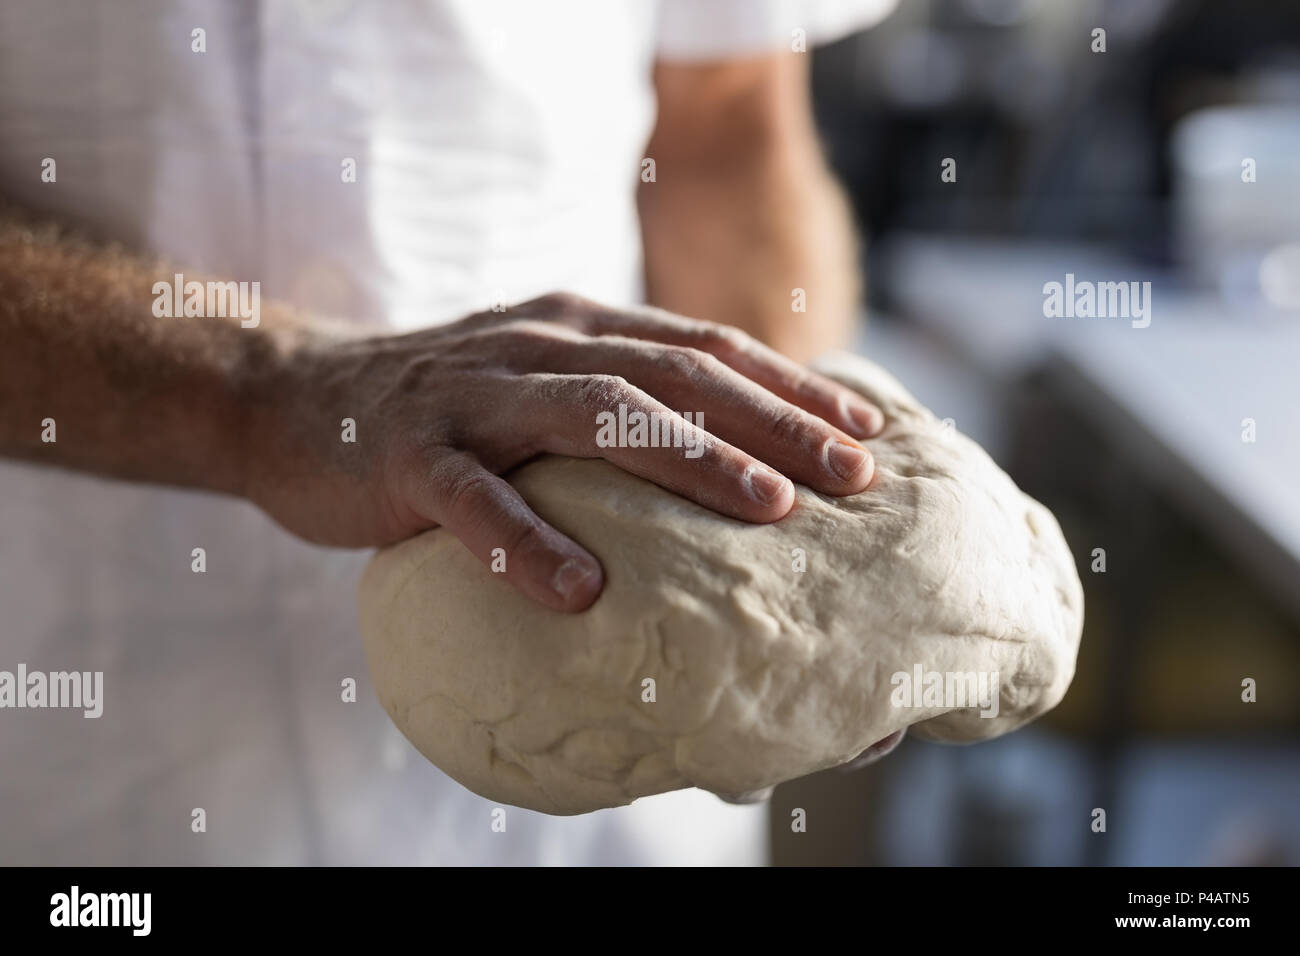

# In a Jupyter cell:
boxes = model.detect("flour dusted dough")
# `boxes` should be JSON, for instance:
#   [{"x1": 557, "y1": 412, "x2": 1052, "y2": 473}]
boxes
[{"x1": 360, "y1": 354, "x2": 1084, "y2": 815}]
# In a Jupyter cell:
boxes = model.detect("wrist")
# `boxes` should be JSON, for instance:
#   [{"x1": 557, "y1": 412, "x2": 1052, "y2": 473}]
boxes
[{"x1": 234, "y1": 314, "x2": 326, "y2": 503}]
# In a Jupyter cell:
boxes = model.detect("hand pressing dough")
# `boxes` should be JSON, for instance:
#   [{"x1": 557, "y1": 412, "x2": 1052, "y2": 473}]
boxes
[{"x1": 360, "y1": 354, "x2": 1084, "y2": 815}]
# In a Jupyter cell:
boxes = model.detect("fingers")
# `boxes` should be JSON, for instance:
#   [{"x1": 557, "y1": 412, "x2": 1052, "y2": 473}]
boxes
[
  {"x1": 837, "y1": 728, "x2": 908, "y2": 772},
  {"x1": 722, "y1": 732, "x2": 907, "y2": 808},
  {"x1": 714, "y1": 786, "x2": 775, "y2": 805},
  {"x1": 571, "y1": 302, "x2": 885, "y2": 439},
  {"x1": 510, "y1": 373, "x2": 796, "y2": 523},
  {"x1": 403, "y1": 452, "x2": 604, "y2": 613},
  {"x1": 390, "y1": 294, "x2": 887, "y2": 616},
  {"x1": 530, "y1": 336, "x2": 874, "y2": 496}
]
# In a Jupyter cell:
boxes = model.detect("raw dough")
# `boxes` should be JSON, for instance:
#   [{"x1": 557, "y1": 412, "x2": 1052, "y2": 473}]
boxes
[{"x1": 360, "y1": 354, "x2": 1084, "y2": 815}]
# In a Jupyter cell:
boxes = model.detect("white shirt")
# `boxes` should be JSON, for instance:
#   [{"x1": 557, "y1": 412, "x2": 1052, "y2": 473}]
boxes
[{"x1": 0, "y1": 0, "x2": 894, "y2": 865}]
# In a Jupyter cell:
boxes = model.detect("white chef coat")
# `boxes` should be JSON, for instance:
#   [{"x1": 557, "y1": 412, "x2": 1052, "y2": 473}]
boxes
[{"x1": 0, "y1": 0, "x2": 895, "y2": 865}]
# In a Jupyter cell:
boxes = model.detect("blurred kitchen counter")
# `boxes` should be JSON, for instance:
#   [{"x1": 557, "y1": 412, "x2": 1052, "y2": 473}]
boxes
[{"x1": 876, "y1": 232, "x2": 1300, "y2": 623}]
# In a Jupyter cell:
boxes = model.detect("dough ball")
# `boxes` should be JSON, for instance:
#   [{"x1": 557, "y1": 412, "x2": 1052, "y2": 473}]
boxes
[{"x1": 360, "y1": 354, "x2": 1084, "y2": 815}]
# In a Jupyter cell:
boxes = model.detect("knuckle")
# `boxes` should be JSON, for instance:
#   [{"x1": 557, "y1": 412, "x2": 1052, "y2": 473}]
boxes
[
  {"x1": 519, "y1": 372, "x2": 566, "y2": 404},
  {"x1": 496, "y1": 318, "x2": 567, "y2": 347},
  {"x1": 500, "y1": 519, "x2": 544, "y2": 558},
  {"x1": 659, "y1": 345, "x2": 716, "y2": 377},
  {"x1": 769, "y1": 405, "x2": 812, "y2": 446},
  {"x1": 700, "y1": 322, "x2": 750, "y2": 356},
  {"x1": 496, "y1": 317, "x2": 545, "y2": 336},
  {"x1": 441, "y1": 470, "x2": 499, "y2": 521},
  {"x1": 529, "y1": 290, "x2": 589, "y2": 317},
  {"x1": 787, "y1": 370, "x2": 825, "y2": 402},
  {"x1": 793, "y1": 367, "x2": 833, "y2": 398},
  {"x1": 574, "y1": 373, "x2": 632, "y2": 408}
]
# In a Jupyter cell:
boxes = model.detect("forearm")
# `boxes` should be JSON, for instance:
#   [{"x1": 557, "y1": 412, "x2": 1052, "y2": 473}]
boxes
[
  {"x1": 0, "y1": 209, "x2": 311, "y2": 495},
  {"x1": 639, "y1": 142, "x2": 861, "y2": 363}
]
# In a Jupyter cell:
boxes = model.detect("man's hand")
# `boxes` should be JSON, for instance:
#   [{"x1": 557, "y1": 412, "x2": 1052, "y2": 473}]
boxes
[
  {"x1": 248, "y1": 292, "x2": 884, "y2": 612},
  {"x1": 0, "y1": 216, "x2": 882, "y2": 615}
]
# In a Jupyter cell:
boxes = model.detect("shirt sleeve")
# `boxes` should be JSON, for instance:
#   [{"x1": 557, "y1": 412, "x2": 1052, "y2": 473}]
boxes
[{"x1": 654, "y1": 0, "x2": 898, "y2": 61}]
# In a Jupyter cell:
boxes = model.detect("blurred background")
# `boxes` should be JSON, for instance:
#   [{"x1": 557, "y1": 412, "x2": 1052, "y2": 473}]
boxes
[{"x1": 772, "y1": 0, "x2": 1300, "y2": 865}]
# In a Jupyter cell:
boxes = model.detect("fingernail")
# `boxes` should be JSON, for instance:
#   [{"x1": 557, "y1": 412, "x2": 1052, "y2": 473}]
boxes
[
  {"x1": 744, "y1": 464, "x2": 790, "y2": 505},
  {"x1": 846, "y1": 401, "x2": 884, "y2": 438},
  {"x1": 825, "y1": 441, "x2": 869, "y2": 482},
  {"x1": 551, "y1": 557, "x2": 599, "y2": 602}
]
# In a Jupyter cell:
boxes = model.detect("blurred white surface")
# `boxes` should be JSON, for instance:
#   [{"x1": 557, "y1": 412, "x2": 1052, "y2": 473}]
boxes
[{"x1": 0, "y1": 461, "x2": 766, "y2": 865}]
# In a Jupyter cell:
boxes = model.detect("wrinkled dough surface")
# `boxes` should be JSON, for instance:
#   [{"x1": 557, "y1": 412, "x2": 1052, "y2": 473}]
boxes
[{"x1": 360, "y1": 354, "x2": 1084, "y2": 815}]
